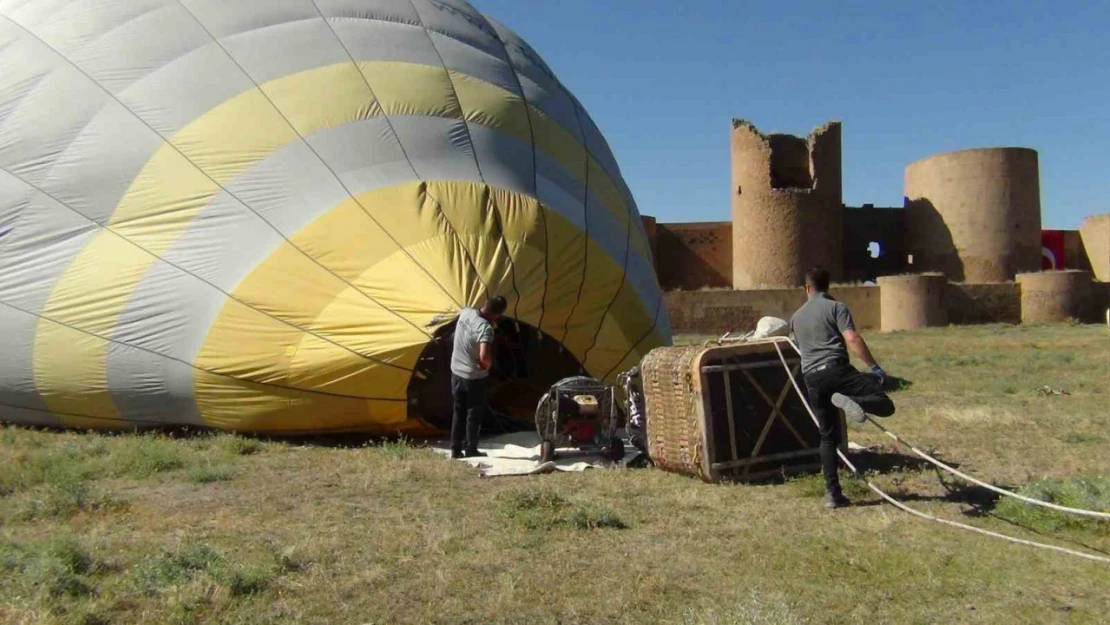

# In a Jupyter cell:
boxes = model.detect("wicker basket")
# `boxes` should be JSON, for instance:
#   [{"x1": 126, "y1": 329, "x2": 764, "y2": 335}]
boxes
[{"x1": 641, "y1": 339, "x2": 846, "y2": 482}]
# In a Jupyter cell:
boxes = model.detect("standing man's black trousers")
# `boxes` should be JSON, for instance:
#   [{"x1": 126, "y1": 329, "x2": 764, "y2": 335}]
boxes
[
  {"x1": 803, "y1": 363, "x2": 895, "y2": 496},
  {"x1": 451, "y1": 374, "x2": 488, "y2": 453}
]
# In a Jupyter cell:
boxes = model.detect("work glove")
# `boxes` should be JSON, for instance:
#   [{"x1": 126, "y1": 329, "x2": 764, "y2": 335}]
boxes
[{"x1": 870, "y1": 365, "x2": 888, "y2": 387}]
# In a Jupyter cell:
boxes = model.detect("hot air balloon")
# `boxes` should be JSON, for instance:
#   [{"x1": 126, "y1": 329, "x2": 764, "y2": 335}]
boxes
[{"x1": 0, "y1": 0, "x2": 670, "y2": 434}]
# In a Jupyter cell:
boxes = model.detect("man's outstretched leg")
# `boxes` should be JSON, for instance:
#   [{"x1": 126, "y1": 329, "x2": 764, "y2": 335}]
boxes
[{"x1": 833, "y1": 366, "x2": 895, "y2": 423}]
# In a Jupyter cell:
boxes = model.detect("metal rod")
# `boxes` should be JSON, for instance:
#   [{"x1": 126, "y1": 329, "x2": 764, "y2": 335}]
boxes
[
  {"x1": 741, "y1": 370, "x2": 797, "y2": 476},
  {"x1": 744, "y1": 366, "x2": 811, "y2": 448},
  {"x1": 702, "y1": 360, "x2": 800, "y2": 373},
  {"x1": 711, "y1": 448, "x2": 818, "y2": 471},
  {"x1": 723, "y1": 371, "x2": 739, "y2": 464}
]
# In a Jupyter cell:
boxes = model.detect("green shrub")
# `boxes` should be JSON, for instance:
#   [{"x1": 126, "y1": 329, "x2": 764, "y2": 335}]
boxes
[
  {"x1": 215, "y1": 434, "x2": 264, "y2": 457},
  {"x1": 568, "y1": 504, "x2": 627, "y2": 530},
  {"x1": 114, "y1": 435, "x2": 187, "y2": 478},
  {"x1": 38, "y1": 564, "x2": 92, "y2": 598},
  {"x1": 497, "y1": 488, "x2": 569, "y2": 515},
  {"x1": 994, "y1": 474, "x2": 1110, "y2": 535},
  {"x1": 4, "y1": 445, "x2": 93, "y2": 495},
  {"x1": 375, "y1": 437, "x2": 416, "y2": 459},
  {"x1": 222, "y1": 565, "x2": 274, "y2": 596},
  {"x1": 44, "y1": 536, "x2": 93, "y2": 575},
  {"x1": 20, "y1": 479, "x2": 126, "y2": 520},
  {"x1": 131, "y1": 543, "x2": 222, "y2": 595},
  {"x1": 1, "y1": 535, "x2": 97, "y2": 599},
  {"x1": 496, "y1": 488, "x2": 626, "y2": 531},
  {"x1": 496, "y1": 488, "x2": 568, "y2": 530},
  {"x1": 187, "y1": 465, "x2": 234, "y2": 484},
  {"x1": 788, "y1": 472, "x2": 869, "y2": 499}
]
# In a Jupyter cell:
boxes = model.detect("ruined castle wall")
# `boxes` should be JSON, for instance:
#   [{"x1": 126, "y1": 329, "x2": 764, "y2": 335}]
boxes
[
  {"x1": 654, "y1": 221, "x2": 732, "y2": 290},
  {"x1": 1079, "y1": 214, "x2": 1109, "y2": 281},
  {"x1": 1062, "y1": 230, "x2": 1091, "y2": 272},
  {"x1": 842, "y1": 205, "x2": 909, "y2": 282},
  {"x1": 944, "y1": 282, "x2": 1022, "y2": 325},
  {"x1": 731, "y1": 120, "x2": 843, "y2": 288},
  {"x1": 904, "y1": 148, "x2": 1042, "y2": 282},
  {"x1": 665, "y1": 285, "x2": 879, "y2": 335}
]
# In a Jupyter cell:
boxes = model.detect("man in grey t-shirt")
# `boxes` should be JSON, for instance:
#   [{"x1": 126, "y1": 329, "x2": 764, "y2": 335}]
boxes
[
  {"x1": 449, "y1": 295, "x2": 507, "y2": 458},
  {"x1": 790, "y1": 268, "x2": 895, "y2": 508}
]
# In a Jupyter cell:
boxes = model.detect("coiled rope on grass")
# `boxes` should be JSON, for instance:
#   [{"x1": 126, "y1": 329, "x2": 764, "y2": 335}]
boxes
[{"x1": 765, "y1": 338, "x2": 1110, "y2": 565}]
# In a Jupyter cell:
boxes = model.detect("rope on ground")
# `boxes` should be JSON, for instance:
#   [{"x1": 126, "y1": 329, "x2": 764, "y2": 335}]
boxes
[
  {"x1": 865, "y1": 416, "x2": 1110, "y2": 521},
  {"x1": 773, "y1": 336, "x2": 1110, "y2": 521},
  {"x1": 768, "y1": 340, "x2": 1110, "y2": 565}
]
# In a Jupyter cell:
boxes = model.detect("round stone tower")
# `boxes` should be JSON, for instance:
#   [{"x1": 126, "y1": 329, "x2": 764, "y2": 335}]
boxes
[
  {"x1": 904, "y1": 148, "x2": 1042, "y2": 282},
  {"x1": 731, "y1": 120, "x2": 843, "y2": 288},
  {"x1": 878, "y1": 274, "x2": 948, "y2": 332},
  {"x1": 1017, "y1": 270, "x2": 1093, "y2": 323}
]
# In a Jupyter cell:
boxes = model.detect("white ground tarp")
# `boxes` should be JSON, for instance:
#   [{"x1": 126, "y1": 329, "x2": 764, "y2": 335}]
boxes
[{"x1": 431, "y1": 431, "x2": 638, "y2": 477}]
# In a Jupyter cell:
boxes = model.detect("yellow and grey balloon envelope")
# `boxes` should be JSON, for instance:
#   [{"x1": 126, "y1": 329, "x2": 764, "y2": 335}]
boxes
[{"x1": 0, "y1": 1, "x2": 668, "y2": 434}]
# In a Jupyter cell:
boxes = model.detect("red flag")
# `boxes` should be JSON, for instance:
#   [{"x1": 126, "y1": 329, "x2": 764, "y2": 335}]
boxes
[{"x1": 1041, "y1": 230, "x2": 1066, "y2": 270}]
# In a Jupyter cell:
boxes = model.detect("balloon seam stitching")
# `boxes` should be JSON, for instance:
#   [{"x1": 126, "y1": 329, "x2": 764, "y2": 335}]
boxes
[
  {"x1": 307, "y1": 0, "x2": 491, "y2": 306},
  {"x1": 0, "y1": 297, "x2": 408, "y2": 404},
  {"x1": 465, "y1": 1, "x2": 544, "y2": 325},
  {"x1": 171, "y1": 0, "x2": 437, "y2": 340},
  {"x1": 406, "y1": 0, "x2": 510, "y2": 305},
  {"x1": 601, "y1": 294, "x2": 664, "y2": 382},
  {"x1": 581, "y1": 197, "x2": 635, "y2": 370},
  {"x1": 558, "y1": 92, "x2": 593, "y2": 348}
]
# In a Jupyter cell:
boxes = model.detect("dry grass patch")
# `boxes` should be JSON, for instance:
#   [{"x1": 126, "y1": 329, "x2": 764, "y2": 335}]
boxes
[{"x1": 0, "y1": 324, "x2": 1107, "y2": 623}]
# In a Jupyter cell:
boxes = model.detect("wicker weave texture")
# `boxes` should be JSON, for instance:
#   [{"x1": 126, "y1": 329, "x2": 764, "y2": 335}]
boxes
[{"x1": 641, "y1": 345, "x2": 709, "y2": 480}]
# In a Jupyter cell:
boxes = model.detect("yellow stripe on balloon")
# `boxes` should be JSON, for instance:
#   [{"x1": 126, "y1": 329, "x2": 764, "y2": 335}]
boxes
[
  {"x1": 192, "y1": 369, "x2": 412, "y2": 434},
  {"x1": 192, "y1": 182, "x2": 644, "y2": 430}
]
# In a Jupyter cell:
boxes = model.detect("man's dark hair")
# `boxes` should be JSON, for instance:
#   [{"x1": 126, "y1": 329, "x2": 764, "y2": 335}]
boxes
[
  {"x1": 805, "y1": 267, "x2": 830, "y2": 292},
  {"x1": 484, "y1": 295, "x2": 508, "y2": 316}
]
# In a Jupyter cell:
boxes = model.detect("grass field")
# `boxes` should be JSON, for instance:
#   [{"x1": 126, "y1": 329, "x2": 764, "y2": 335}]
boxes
[{"x1": 1, "y1": 324, "x2": 1108, "y2": 624}]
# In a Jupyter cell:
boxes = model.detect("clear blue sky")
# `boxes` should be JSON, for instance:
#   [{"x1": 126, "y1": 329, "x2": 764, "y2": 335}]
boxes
[{"x1": 474, "y1": 0, "x2": 1108, "y2": 230}]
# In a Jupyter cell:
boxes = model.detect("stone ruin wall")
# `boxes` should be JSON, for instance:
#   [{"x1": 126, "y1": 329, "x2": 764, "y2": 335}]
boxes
[
  {"x1": 1079, "y1": 214, "x2": 1109, "y2": 282},
  {"x1": 649, "y1": 221, "x2": 732, "y2": 290},
  {"x1": 639, "y1": 125, "x2": 1106, "y2": 336}
]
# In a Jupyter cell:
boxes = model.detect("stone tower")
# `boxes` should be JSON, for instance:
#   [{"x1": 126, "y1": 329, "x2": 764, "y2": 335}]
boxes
[
  {"x1": 904, "y1": 148, "x2": 1042, "y2": 282},
  {"x1": 730, "y1": 120, "x2": 843, "y2": 288}
]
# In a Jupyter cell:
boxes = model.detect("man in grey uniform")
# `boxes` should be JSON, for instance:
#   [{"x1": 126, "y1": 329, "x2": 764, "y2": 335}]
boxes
[
  {"x1": 450, "y1": 296, "x2": 508, "y2": 459},
  {"x1": 790, "y1": 268, "x2": 894, "y2": 508}
]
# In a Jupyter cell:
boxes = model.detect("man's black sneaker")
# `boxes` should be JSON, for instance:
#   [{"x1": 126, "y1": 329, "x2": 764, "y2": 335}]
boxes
[
  {"x1": 832, "y1": 393, "x2": 866, "y2": 424},
  {"x1": 825, "y1": 493, "x2": 852, "y2": 509},
  {"x1": 450, "y1": 449, "x2": 463, "y2": 459},
  {"x1": 462, "y1": 449, "x2": 487, "y2": 458}
]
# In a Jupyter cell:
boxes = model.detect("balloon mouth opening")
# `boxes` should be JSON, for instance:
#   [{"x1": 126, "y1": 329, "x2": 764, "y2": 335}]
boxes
[{"x1": 406, "y1": 318, "x2": 586, "y2": 433}]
